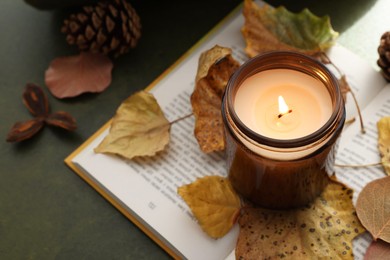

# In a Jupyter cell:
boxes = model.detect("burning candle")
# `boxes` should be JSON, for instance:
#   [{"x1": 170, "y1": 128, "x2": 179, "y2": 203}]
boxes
[
  {"x1": 222, "y1": 51, "x2": 345, "y2": 209},
  {"x1": 234, "y1": 69, "x2": 333, "y2": 140}
]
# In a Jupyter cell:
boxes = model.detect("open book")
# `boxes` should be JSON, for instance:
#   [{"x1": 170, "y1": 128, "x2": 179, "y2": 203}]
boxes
[{"x1": 65, "y1": 1, "x2": 388, "y2": 259}]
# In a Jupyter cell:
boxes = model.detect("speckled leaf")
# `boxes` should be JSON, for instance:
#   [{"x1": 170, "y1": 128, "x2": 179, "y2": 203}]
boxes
[
  {"x1": 356, "y1": 177, "x2": 390, "y2": 243},
  {"x1": 178, "y1": 176, "x2": 241, "y2": 238},
  {"x1": 236, "y1": 181, "x2": 365, "y2": 259},
  {"x1": 95, "y1": 91, "x2": 170, "y2": 159},
  {"x1": 242, "y1": 0, "x2": 338, "y2": 57},
  {"x1": 364, "y1": 240, "x2": 390, "y2": 260},
  {"x1": 378, "y1": 117, "x2": 390, "y2": 175},
  {"x1": 191, "y1": 45, "x2": 240, "y2": 153},
  {"x1": 45, "y1": 52, "x2": 113, "y2": 98}
]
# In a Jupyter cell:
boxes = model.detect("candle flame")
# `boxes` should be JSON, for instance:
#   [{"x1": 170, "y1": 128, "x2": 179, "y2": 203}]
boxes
[{"x1": 278, "y1": 96, "x2": 289, "y2": 114}]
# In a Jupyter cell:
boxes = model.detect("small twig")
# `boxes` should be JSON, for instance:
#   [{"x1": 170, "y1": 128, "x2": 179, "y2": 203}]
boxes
[
  {"x1": 170, "y1": 113, "x2": 193, "y2": 125},
  {"x1": 348, "y1": 89, "x2": 366, "y2": 134},
  {"x1": 319, "y1": 52, "x2": 365, "y2": 134},
  {"x1": 335, "y1": 162, "x2": 382, "y2": 168}
]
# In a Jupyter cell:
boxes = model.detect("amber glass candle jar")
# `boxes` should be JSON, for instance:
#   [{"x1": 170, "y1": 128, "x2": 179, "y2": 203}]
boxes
[{"x1": 221, "y1": 51, "x2": 345, "y2": 209}]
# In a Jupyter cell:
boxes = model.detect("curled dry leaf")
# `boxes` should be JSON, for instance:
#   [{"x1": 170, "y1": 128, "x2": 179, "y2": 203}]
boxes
[
  {"x1": 356, "y1": 177, "x2": 390, "y2": 243},
  {"x1": 236, "y1": 181, "x2": 365, "y2": 259},
  {"x1": 191, "y1": 45, "x2": 240, "y2": 153},
  {"x1": 95, "y1": 91, "x2": 170, "y2": 159},
  {"x1": 45, "y1": 52, "x2": 113, "y2": 98},
  {"x1": 178, "y1": 176, "x2": 241, "y2": 239},
  {"x1": 242, "y1": 0, "x2": 338, "y2": 57},
  {"x1": 364, "y1": 240, "x2": 390, "y2": 260},
  {"x1": 378, "y1": 117, "x2": 390, "y2": 175}
]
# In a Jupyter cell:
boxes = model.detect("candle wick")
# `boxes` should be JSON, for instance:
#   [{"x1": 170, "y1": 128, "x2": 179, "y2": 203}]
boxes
[{"x1": 278, "y1": 109, "x2": 293, "y2": 118}]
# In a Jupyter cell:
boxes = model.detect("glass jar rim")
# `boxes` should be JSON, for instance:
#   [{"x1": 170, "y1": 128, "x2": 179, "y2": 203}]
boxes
[{"x1": 225, "y1": 51, "x2": 344, "y2": 148}]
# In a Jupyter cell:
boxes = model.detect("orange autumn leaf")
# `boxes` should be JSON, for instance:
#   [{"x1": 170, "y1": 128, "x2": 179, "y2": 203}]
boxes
[
  {"x1": 236, "y1": 181, "x2": 364, "y2": 259},
  {"x1": 378, "y1": 117, "x2": 390, "y2": 175},
  {"x1": 45, "y1": 52, "x2": 113, "y2": 98},
  {"x1": 356, "y1": 176, "x2": 390, "y2": 243},
  {"x1": 178, "y1": 176, "x2": 241, "y2": 239},
  {"x1": 191, "y1": 45, "x2": 240, "y2": 153}
]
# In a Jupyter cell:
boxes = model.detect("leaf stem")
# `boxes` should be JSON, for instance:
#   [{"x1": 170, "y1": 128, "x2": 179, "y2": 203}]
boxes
[
  {"x1": 334, "y1": 162, "x2": 382, "y2": 168},
  {"x1": 170, "y1": 113, "x2": 193, "y2": 125},
  {"x1": 349, "y1": 88, "x2": 366, "y2": 134}
]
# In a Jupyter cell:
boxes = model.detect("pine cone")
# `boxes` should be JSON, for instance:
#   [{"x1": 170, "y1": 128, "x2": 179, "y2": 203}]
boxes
[
  {"x1": 61, "y1": 0, "x2": 141, "y2": 57},
  {"x1": 378, "y1": 31, "x2": 390, "y2": 81}
]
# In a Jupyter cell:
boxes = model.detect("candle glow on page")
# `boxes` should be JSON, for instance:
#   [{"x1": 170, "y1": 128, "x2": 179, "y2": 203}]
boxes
[{"x1": 234, "y1": 69, "x2": 333, "y2": 140}]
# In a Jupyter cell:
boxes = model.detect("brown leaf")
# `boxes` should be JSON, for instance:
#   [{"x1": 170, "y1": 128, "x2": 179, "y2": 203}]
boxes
[
  {"x1": 378, "y1": 117, "x2": 390, "y2": 175},
  {"x1": 6, "y1": 119, "x2": 44, "y2": 142},
  {"x1": 94, "y1": 91, "x2": 170, "y2": 159},
  {"x1": 178, "y1": 176, "x2": 241, "y2": 239},
  {"x1": 236, "y1": 181, "x2": 365, "y2": 259},
  {"x1": 356, "y1": 176, "x2": 390, "y2": 243},
  {"x1": 45, "y1": 52, "x2": 113, "y2": 98},
  {"x1": 23, "y1": 83, "x2": 49, "y2": 117},
  {"x1": 364, "y1": 240, "x2": 390, "y2": 260},
  {"x1": 191, "y1": 45, "x2": 240, "y2": 153},
  {"x1": 45, "y1": 111, "x2": 77, "y2": 131}
]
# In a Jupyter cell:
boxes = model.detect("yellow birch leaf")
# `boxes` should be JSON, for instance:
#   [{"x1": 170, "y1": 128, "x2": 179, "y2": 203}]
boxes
[
  {"x1": 94, "y1": 90, "x2": 170, "y2": 159},
  {"x1": 191, "y1": 45, "x2": 240, "y2": 153},
  {"x1": 236, "y1": 181, "x2": 365, "y2": 259},
  {"x1": 378, "y1": 117, "x2": 390, "y2": 175},
  {"x1": 242, "y1": 0, "x2": 338, "y2": 58},
  {"x1": 178, "y1": 176, "x2": 242, "y2": 239}
]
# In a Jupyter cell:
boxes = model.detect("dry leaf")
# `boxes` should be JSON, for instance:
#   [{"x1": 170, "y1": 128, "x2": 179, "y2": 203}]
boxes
[
  {"x1": 364, "y1": 240, "x2": 390, "y2": 260},
  {"x1": 378, "y1": 117, "x2": 390, "y2": 175},
  {"x1": 95, "y1": 91, "x2": 170, "y2": 159},
  {"x1": 242, "y1": 0, "x2": 338, "y2": 57},
  {"x1": 236, "y1": 181, "x2": 365, "y2": 259},
  {"x1": 191, "y1": 45, "x2": 240, "y2": 153},
  {"x1": 356, "y1": 176, "x2": 390, "y2": 243},
  {"x1": 45, "y1": 52, "x2": 113, "y2": 98},
  {"x1": 178, "y1": 176, "x2": 241, "y2": 239}
]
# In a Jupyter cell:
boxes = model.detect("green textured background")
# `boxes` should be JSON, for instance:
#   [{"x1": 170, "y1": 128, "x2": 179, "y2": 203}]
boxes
[{"x1": 0, "y1": 0, "x2": 388, "y2": 259}]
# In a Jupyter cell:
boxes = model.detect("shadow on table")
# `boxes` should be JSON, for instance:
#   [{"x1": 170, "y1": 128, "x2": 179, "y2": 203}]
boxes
[{"x1": 267, "y1": 0, "x2": 378, "y2": 32}]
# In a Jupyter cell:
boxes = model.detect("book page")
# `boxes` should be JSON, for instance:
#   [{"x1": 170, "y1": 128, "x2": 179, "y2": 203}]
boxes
[{"x1": 335, "y1": 85, "x2": 390, "y2": 259}]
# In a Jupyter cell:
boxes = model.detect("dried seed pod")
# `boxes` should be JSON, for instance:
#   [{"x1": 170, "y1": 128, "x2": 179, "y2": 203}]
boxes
[
  {"x1": 6, "y1": 119, "x2": 44, "y2": 142},
  {"x1": 23, "y1": 83, "x2": 49, "y2": 117}
]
